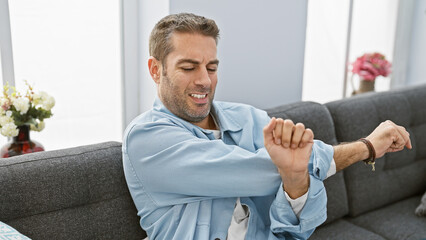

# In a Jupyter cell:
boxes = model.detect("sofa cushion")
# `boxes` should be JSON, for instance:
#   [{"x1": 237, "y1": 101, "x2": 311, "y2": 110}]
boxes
[
  {"x1": 6, "y1": 195, "x2": 140, "y2": 240},
  {"x1": 326, "y1": 85, "x2": 426, "y2": 217},
  {"x1": 348, "y1": 195, "x2": 426, "y2": 240},
  {"x1": 309, "y1": 219, "x2": 386, "y2": 240},
  {"x1": 267, "y1": 101, "x2": 349, "y2": 224},
  {"x1": 0, "y1": 142, "x2": 145, "y2": 240}
]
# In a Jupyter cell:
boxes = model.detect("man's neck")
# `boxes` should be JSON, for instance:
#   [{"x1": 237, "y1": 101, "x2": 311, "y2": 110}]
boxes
[{"x1": 192, "y1": 113, "x2": 218, "y2": 130}]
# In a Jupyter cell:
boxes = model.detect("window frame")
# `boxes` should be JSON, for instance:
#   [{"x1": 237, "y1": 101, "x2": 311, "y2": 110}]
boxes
[{"x1": 0, "y1": 0, "x2": 16, "y2": 86}]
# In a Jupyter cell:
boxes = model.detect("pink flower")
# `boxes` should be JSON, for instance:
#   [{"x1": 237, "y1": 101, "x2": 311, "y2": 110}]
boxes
[
  {"x1": 1, "y1": 100, "x2": 10, "y2": 111},
  {"x1": 351, "y1": 52, "x2": 392, "y2": 81}
]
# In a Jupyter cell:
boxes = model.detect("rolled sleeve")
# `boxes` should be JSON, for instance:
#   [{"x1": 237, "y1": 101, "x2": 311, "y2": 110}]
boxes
[
  {"x1": 269, "y1": 175, "x2": 327, "y2": 239},
  {"x1": 309, "y1": 140, "x2": 334, "y2": 181},
  {"x1": 285, "y1": 190, "x2": 309, "y2": 218},
  {"x1": 268, "y1": 140, "x2": 333, "y2": 239}
]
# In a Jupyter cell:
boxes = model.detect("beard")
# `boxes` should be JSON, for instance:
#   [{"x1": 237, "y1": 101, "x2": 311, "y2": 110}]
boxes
[{"x1": 160, "y1": 75, "x2": 214, "y2": 123}]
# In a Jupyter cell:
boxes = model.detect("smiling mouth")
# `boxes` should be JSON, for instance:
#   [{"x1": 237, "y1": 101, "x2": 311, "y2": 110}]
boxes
[
  {"x1": 189, "y1": 93, "x2": 210, "y2": 105},
  {"x1": 190, "y1": 93, "x2": 207, "y2": 99}
]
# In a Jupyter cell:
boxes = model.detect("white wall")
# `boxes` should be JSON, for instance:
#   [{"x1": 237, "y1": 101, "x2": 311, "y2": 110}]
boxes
[
  {"x1": 122, "y1": 0, "x2": 169, "y2": 128},
  {"x1": 171, "y1": 0, "x2": 308, "y2": 109},
  {"x1": 138, "y1": 0, "x2": 169, "y2": 113},
  {"x1": 136, "y1": 0, "x2": 308, "y2": 112},
  {"x1": 406, "y1": 0, "x2": 426, "y2": 86}
]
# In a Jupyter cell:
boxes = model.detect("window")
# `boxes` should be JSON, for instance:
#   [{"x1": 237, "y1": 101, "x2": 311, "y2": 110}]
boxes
[
  {"x1": 5, "y1": 0, "x2": 122, "y2": 150},
  {"x1": 303, "y1": 0, "x2": 398, "y2": 103},
  {"x1": 0, "y1": 50, "x2": 2, "y2": 85}
]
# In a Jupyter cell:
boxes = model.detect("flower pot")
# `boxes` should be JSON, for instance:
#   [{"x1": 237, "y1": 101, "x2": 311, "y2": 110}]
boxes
[
  {"x1": 352, "y1": 79, "x2": 375, "y2": 95},
  {"x1": 1, "y1": 125, "x2": 44, "y2": 158}
]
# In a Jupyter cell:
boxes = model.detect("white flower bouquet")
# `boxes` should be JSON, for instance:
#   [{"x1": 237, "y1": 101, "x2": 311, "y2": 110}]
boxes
[{"x1": 0, "y1": 82, "x2": 55, "y2": 137}]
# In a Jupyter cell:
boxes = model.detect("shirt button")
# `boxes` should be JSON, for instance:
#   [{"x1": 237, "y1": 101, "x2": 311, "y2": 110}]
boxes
[{"x1": 215, "y1": 238, "x2": 220, "y2": 240}]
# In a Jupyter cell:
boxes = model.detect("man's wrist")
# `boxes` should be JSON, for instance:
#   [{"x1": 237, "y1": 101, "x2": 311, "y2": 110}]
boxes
[
  {"x1": 354, "y1": 140, "x2": 371, "y2": 162},
  {"x1": 282, "y1": 174, "x2": 310, "y2": 199},
  {"x1": 359, "y1": 138, "x2": 376, "y2": 162},
  {"x1": 359, "y1": 138, "x2": 377, "y2": 171}
]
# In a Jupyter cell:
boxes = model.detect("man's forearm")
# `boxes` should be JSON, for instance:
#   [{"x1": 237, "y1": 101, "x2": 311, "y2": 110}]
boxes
[
  {"x1": 333, "y1": 120, "x2": 412, "y2": 172},
  {"x1": 333, "y1": 141, "x2": 369, "y2": 172}
]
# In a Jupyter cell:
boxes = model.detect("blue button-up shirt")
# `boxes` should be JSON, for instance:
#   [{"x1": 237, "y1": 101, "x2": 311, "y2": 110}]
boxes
[{"x1": 123, "y1": 98, "x2": 334, "y2": 240}]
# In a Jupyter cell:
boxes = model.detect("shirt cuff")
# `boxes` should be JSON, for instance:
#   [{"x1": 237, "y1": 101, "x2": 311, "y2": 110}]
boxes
[
  {"x1": 284, "y1": 189, "x2": 309, "y2": 218},
  {"x1": 325, "y1": 158, "x2": 337, "y2": 179}
]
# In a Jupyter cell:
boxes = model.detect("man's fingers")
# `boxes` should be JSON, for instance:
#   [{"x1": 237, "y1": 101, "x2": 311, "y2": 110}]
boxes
[
  {"x1": 380, "y1": 120, "x2": 412, "y2": 153},
  {"x1": 389, "y1": 143, "x2": 405, "y2": 152},
  {"x1": 392, "y1": 130, "x2": 410, "y2": 150},
  {"x1": 264, "y1": 118, "x2": 314, "y2": 150},
  {"x1": 406, "y1": 138, "x2": 412, "y2": 149},
  {"x1": 299, "y1": 128, "x2": 314, "y2": 148},
  {"x1": 274, "y1": 118, "x2": 284, "y2": 145},
  {"x1": 291, "y1": 123, "x2": 305, "y2": 149},
  {"x1": 397, "y1": 125, "x2": 412, "y2": 149},
  {"x1": 388, "y1": 120, "x2": 412, "y2": 150},
  {"x1": 263, "y1": 117, "x2": 277, "y2": 145},
  {"x1": 282, "y1": 119, "x2": 294, "y2": 148}
]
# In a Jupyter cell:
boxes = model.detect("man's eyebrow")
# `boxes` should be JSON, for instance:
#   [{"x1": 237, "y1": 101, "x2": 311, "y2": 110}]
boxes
[
  {"x1": 209, "y1": 59, "x2": 220, "y2": 65},
  {"x1": 177, "y1": 59, "x2": 200, "y2": 65},
  {"x1": 176, "y1": 59, "x2": 219, "y2": 65}
]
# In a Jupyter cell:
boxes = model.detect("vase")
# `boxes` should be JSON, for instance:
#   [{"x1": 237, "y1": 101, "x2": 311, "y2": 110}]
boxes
[
  {"x1": 352, "y1": 79, "x2": 375, "y2": 95},
  {"x1": 1, "y1": 125, "x2": 44, "y2": 158}
]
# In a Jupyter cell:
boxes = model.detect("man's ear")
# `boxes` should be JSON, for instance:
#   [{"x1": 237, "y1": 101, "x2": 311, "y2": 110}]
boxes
[{"x1": 148, "y1": 56, "x2": 161, "y2": 84}]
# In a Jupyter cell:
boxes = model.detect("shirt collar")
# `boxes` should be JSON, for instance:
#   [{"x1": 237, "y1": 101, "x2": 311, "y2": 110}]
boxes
[{"x1": 211, "y1": 101, "x2": 242, "y2": 132}]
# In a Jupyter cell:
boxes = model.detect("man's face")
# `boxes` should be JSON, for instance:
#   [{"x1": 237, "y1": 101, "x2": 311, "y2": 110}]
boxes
[{"x1": 157, "y1": 32, "x2": 219, "y2": 124}]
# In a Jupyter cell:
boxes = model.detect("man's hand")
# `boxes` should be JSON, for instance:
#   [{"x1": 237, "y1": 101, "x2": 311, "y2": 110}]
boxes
[
  {"x1": 263, "y1": 117, "x2": 314, "y2": 199},
  {"x1": 366, "y1": 120, "x2": 412, "y2": 158},
  {"x1": 334, "y1": 120, "x2": 412, "y2": 171}
]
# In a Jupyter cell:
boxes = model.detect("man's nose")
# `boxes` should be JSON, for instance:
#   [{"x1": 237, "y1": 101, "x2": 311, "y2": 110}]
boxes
[{"x1": 194, "y1": 68, "x2": 211, "y2": 87}]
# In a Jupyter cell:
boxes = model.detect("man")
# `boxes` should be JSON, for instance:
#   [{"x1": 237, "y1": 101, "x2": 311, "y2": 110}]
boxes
[{"x1": 123, "y1": 13, "x2": 411, "y2": 240}]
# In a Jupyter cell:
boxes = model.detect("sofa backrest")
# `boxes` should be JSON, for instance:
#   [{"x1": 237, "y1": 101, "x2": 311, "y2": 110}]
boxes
[
  {"x1": 326, "y1": 84, "x2": 426, "y2": 217},
  {"x1": 0, "y1": 142, "x2": 146, "y2": 240},
  {"x1": 266, "y1": 102, "x2": 349, "y2": 224}
]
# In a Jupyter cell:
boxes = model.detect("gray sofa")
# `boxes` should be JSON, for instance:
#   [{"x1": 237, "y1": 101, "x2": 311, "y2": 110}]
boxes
[{"x1": 1, "y1": 84, "x2": 425, "y2": 239}]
